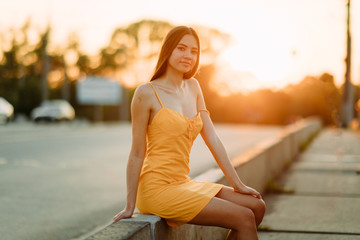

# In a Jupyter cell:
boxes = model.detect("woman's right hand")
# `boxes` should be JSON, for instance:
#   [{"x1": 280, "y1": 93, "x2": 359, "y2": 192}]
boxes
[
  {"x1": 234, "y1": 185, "x2": 262, "y2": 199},
  {"x1": 113, "y1": 208, "x2": 133, "y2": 223}
]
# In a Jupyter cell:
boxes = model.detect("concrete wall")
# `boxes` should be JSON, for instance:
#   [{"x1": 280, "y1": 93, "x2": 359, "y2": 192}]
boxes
[{"x1": 87, "y1": 117, "x2": 322, "y2": 240}]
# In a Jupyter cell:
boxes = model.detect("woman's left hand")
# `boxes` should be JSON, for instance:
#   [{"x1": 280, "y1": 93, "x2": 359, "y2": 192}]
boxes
[
  {"x1": 113, "y1": 207, "x2": 134, "y2": 223},
  {"x1": 234, "y1": 185, "x2": 262, "y2": 199}
]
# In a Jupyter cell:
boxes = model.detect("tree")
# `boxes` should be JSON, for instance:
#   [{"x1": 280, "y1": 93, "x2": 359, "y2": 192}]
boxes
[
  {"x1": 0, "y1": 20, "x2": 45, "y2": 116},
  {"x1": 285, "y1": 73, "x2": 341, "y2": 125},
  {"x1": 98, "y1": 20, "x2": 173, "y2": 86}
]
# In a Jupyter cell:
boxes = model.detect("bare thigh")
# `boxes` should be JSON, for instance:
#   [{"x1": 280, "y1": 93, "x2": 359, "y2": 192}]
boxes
[
  {"x1": 216, "y1": 186, "x2": 266, "y2": 226},
  {"x1": 188, "y1": 196, "x2": 256, "y2": 231}
]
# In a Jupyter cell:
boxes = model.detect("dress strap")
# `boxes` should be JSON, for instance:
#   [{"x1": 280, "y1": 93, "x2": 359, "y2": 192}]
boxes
[
  {"x1": 148, "y1": 82, "x2": 164, "y2": 108},
  {"x1": 198, "y1": 109, "x2": 210, "y2": 116}
]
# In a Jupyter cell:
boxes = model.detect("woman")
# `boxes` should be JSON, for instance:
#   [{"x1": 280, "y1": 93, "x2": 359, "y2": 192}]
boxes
[{"x1": 113, "y1": 26, "x2": 265, "y2": 240}]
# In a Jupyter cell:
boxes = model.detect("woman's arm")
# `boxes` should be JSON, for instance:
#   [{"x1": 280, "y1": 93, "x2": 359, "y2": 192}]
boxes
[
  {"x1": 192, "y1": 79, "x2": 261, "y2": 198},
  {"x1": 113, "y1": 84, "x2": 152, "y2": 222}
]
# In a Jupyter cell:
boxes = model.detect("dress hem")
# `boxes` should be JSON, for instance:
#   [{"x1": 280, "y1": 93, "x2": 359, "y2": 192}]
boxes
[{"x1": 165, "y1": 184, "x2": 224, "y2": 227}]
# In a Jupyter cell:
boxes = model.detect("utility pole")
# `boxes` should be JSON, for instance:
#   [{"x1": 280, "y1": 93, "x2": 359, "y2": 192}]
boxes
[
  {"x1": 41, "y1": 0, "x2": 53, "y2": 103},
  {"x1": 41, "y1": 28, "x2": 50, "y2": 102},
  {"x1": 62, "y1": 55, "x2": 70, "y2": 101},
  {"x1": 341, "y1": 0, "x2": 354, "y2": 128}
]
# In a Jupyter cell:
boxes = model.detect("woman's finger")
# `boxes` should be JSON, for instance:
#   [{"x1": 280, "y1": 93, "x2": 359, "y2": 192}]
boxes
[
  {"x1": 253, "y1": 191, "x2": 261, "y2": 198},
  {"x1": 113, "y1": 213, "x2": 125, "y2": 222},
  {"x1": 113, "y1": 210, "x2": 133, "y2": 223}
]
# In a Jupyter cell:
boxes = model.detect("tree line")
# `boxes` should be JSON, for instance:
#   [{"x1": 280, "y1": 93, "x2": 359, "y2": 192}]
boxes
[
  {"x1": 0, "y1": 19, "x2": 352, "y2": 125},
  {"x1": 196, "y1": 65, "x2": 345, "y2": 125}
]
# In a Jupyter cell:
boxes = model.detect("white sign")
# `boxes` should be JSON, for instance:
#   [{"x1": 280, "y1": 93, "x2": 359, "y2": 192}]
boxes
[{"x1": 77, "y1": 76, "x2": 122, "y2": 105}]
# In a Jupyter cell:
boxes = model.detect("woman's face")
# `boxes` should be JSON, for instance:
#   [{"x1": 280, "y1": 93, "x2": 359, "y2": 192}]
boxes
[{"x1": 167, "y1": 34, "x2": 198, "y2": 75}]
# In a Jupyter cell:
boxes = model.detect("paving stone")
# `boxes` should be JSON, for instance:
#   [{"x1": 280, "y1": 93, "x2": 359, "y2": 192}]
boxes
[
  {"x1": 258, "y1": 231, "x2": 360, "y2": 240},
  {"x1": 292, "y1": 160, "x2": 360, "y2": 172},
  {"x1": 261, "y1": 194, "x2": 360, "y2": 234},
  {"x1": 298, "y1": 153, "x2": 360, "y2": 163},
  {"x1": 260, "y1": 129, "x2": 360, "y2": 240},
  {"x1": 275, "y1": 167, "x2": 360, "y2": 196}
]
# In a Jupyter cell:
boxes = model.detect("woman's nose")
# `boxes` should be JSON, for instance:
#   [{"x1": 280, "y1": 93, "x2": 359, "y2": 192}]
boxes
[{"x1": 184, "y1": 50, "x2": 193, "y2": 59}]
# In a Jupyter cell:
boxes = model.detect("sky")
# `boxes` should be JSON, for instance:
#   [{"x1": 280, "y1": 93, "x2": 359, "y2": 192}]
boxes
[{"x1": 0, "y1": 0, "x2": 359, "y2": 92}]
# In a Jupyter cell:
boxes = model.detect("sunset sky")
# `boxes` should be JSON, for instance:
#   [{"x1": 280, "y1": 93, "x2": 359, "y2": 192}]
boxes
[{"x1": 0, "y1": 0, "x2": 359, "y2": 92}]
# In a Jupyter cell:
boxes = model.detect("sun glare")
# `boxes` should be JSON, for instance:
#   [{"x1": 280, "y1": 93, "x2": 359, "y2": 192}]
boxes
[
  {"x1": 218, "y1": 9, "x2": 296, "y2": 92},
  {"x1": 220, "y1": 43, "x2": 293, "y2": 89}
]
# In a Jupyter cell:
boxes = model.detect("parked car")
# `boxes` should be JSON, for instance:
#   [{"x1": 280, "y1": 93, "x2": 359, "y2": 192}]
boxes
[
  {"x1": 0, "y1": 97, "x2": 14, "y2": 124},
  {"x1": 31, "y1": 100, "x2": 75, "y2": 122}
]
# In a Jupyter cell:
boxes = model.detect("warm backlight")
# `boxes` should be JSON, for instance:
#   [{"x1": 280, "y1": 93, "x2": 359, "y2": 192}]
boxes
[{"x1": 219, "y1": 27, "x2": 295, "y2": 92}]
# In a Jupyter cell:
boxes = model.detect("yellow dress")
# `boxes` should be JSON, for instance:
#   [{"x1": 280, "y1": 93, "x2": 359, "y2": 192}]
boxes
[{"x1": 136, "y1": 83, "x2": 224, "y2": 226}]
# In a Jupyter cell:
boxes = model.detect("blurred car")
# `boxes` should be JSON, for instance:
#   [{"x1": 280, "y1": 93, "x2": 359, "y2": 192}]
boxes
[
  {"x1": 0, "y1": 97, "x2": 14, "y2": 124},
  {"x1": 31, "y1": 100, "x2": 75, "y2": 122}
]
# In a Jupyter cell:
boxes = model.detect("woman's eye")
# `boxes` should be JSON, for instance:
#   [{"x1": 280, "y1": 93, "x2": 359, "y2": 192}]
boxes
[{"x1": 178, "y1": 46, "x2": 185, "y2": 51}]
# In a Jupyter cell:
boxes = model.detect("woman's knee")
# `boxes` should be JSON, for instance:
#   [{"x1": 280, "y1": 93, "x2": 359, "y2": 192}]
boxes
[
  {"x1": 234, "y1": 207, "x2": 257, "y2": 230},
  {"x1": 256, "y1": 198, "x2": 266, "y2": 216},
  {"x1": 252, "y1": 198, "x2": 266, "y2": 226}
]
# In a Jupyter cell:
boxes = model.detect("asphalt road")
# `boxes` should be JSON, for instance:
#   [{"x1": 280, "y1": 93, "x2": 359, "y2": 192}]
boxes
[{"x1": 0, "y1": 122, "x2": 282, "y2": 240}]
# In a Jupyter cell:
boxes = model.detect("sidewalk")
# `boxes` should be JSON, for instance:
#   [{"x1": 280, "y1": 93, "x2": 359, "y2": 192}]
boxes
[{"x1": 258, "y1": 128, "x2": 360, "y2": 240}]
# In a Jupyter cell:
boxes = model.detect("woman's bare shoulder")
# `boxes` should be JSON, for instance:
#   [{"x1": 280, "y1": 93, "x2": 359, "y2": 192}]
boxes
[
  {"x1": 133, "y1": 83, "x2": 154, "y2": 106},
  {"x1": 134, "y1": 83, "x2": 154, "y2": 97},
  {"x1": 187, "y1": 78, "x2": 202, "y2": 93},
  {"x1": 187, "y1": 77, "x2": 199, "y2": 84}
]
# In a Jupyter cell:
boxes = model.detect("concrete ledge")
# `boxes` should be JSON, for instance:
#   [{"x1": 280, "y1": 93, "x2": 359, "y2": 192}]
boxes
[
  {"x1": 87, "y1": 221, "x2": 150, "y2": 240},
  {"x1": 121, "y1": 214, "x2": 228, "y2": 240},
  {"x1": 86, "y1": 117, "x2": 323, "y2": 240}
]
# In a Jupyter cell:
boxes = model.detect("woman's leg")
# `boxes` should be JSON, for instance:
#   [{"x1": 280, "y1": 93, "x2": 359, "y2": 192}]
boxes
[
  {"x1": 215, "y1": 186, "x2": 266, "y2": 226},
  {"x1": 189, "y1": 196, "x2": 258, "y2": 240}
]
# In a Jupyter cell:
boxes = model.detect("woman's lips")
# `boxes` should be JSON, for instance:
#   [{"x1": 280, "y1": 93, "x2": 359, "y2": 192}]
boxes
[{"x1": 180, "y1": 61, "x2": 191, "y2": 66}]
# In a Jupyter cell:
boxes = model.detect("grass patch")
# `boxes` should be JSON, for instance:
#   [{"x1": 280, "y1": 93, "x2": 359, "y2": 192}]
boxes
[
  {"x1": 266, "y1": 180, "x2": 295, "y2": 194},
  {"x1": 299, "y1": 130, "x2": 320, "y2": 152},
  {"x1": 257, "y1": 225, "x2": 272, "y2": 231}
]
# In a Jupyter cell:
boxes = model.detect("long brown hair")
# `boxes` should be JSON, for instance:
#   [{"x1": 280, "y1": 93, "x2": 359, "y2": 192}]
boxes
[{"x1": 150, "y1": 26, "x2": 200, "y2": 81}]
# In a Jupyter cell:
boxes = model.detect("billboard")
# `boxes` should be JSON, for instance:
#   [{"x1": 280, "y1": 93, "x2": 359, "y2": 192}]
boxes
[{"x1": 77, "y1": 76, "x2": 122, "y2": 105}]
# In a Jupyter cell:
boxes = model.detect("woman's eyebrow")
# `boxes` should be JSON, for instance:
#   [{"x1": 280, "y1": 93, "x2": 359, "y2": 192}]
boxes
[{"x1": 178, "y1": 43, "x2": 198, "y2": 50}]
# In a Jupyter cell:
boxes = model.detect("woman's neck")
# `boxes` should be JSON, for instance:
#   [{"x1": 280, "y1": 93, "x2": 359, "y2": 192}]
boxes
[{"x1": 162, "y1": 68, "x2": 184, "y2": 91}]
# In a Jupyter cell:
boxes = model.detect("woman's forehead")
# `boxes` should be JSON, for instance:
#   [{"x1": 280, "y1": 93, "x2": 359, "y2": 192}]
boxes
[{"x1": 178, "y1": 34, "x2": 198, "y2": 49}]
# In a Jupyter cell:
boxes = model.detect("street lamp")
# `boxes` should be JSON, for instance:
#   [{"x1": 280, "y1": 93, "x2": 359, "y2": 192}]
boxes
[{"x1": 341, "y1": 0, "x2": 354, "y2": 128}]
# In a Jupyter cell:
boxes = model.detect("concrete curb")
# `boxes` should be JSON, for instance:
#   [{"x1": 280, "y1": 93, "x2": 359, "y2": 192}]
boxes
[
  {"x1": 87, "y1": 221, "x2": 150, "y2": 240},
  {"x1": 87, "y1": 117, "x2": 323, "y2": 240}
]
